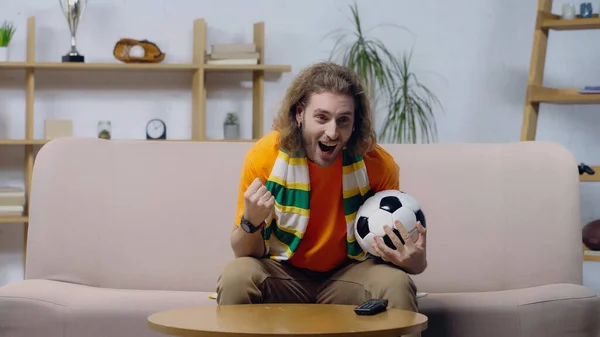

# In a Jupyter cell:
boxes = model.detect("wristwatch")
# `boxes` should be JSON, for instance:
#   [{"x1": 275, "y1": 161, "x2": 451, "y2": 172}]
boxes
[{"x1": 240, "y1": 216, "x2": 264, "y2": 233}]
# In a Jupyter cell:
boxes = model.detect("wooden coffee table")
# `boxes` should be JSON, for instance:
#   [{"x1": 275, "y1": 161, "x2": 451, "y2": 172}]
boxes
[{"x1": 148, "y1": 303, "x2": 427, "y2": 336}]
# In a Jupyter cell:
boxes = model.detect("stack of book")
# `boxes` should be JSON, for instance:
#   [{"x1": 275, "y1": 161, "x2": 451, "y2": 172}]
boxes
[
  {"x1": 0, "y1": 187, "x2": 25, "y2": 217},
  {"x1": 578, "y1": 86, "x2": 600, "y2": 94},
  {"x1": 206, "y1": 43, "x2": 259, "y2": 65}
]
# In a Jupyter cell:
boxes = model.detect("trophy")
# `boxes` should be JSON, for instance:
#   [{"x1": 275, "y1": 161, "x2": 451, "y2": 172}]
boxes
[{"x1": 59, "y1": 0, "x2": 88, "y2": 62}]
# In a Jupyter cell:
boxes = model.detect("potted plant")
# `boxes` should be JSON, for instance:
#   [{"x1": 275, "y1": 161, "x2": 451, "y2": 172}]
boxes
[
  {"x1": 325, "y1": 2, "x2": 441, "y2": 144},
  {"x1": 224, "y1": 112, "x2": 239, "y2": 139},
  {"x1": 97, "y1": 120, "x2": 112, "y2": 140},
  {"x1": 0, "y1": 21, "x2": 16, "y2": 62}
]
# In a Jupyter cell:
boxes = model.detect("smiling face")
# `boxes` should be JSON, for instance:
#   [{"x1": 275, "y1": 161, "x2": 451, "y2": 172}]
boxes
[{"x1": 296, "y1": 91, "x2": 355, "y2": 167}]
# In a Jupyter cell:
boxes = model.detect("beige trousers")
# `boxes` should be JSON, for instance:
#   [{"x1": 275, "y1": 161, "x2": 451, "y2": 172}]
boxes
[{"x1": 216, "y1": 256, "x2": 420, "y2": 337}]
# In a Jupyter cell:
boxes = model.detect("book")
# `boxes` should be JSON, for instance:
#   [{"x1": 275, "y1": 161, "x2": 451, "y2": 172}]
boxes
[
  {"x1": 0, "y1": 187, "x2": 25, "y2": 206},
  {"x1": 208, "y1": 52, "x2": 259, "y2": 60},
  {"x1": 0, "y1": 205, "x2": 24, "y2": 216},
  {"x1": 578, "y1": 86, "x2": 600, "y2": 94},
  {"x1": 211, "y1": 43, "x2": 256, "y2": 54},
  {"x1": 206, "y1": 59, "x2": 258, "y2": 65}
]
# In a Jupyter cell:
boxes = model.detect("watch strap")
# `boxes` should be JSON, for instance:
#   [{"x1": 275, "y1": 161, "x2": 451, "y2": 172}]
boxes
[{"x1": 240, "y1": 215, "x2": 263, "y2": 233}]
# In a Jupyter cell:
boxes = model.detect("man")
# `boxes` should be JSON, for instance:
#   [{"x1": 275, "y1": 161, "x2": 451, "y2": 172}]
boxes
[{"x1": 217, "y1": 62, "x2": 427, "y2": 314}]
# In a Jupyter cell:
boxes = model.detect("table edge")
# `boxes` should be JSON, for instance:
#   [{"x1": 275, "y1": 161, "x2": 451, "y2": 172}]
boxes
[
  {"x1": 147, "y1": 310, "x2": 428, "y2": 337},
  {"x1": 148, "y1": 322, "x2": 428, "y2": 337}
]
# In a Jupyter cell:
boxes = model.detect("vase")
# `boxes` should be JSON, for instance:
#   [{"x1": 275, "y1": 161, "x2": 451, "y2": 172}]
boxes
[
  {"x1": 581, "y1": 2, "x2": 593, "y2": 18},
  {"x1": 0, "y1": 47, "x2": 8, "y2": 62},
  {"x1": 224, "y1": 124, "x2": 239, "y2": 139}
]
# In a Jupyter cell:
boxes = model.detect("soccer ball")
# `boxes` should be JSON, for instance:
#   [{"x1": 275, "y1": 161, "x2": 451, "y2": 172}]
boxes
[{"x1": 354, "y1": 190, "x2": 426, "y2": 257}]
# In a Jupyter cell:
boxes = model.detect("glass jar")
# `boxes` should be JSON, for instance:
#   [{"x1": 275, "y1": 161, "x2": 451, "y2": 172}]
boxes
[{"x1": 98, "y1": 120, "x2": 111, "y2": 139}]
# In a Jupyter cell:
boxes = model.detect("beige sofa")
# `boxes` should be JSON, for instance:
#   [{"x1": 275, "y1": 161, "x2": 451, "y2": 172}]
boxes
[{"x1": 0, "y1": 137, "x2": 598, "y2": 337}]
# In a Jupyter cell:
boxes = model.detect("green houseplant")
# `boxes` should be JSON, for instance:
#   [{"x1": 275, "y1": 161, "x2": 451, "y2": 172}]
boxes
[
  {"x1": 0, "y1": 21, "x2": 16, "y2": 62},
  {"x1": 326, "y1": 2, "x2": 441, "y2": 143},
  {"x1": 224, "y1": 112, "x2": 240, "y2": 139}
]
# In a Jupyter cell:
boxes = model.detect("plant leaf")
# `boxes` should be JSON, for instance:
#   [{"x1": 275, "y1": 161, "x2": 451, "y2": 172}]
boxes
[{"x1": 325, "y1": 2, "x2": 441, "y2": 144}]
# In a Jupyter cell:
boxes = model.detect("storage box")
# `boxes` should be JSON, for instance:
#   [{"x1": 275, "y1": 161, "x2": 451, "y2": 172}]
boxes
[{"x1": 44, "y1": 120, "x2": 73, "y2": 139}]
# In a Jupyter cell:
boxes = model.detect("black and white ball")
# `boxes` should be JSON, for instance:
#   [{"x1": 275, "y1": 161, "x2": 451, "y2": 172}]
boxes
[{"x1": 354, "y1": 190, "x2": 426, "y2": 257}]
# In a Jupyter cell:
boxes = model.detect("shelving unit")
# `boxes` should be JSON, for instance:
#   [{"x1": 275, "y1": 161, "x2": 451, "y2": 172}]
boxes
[
  {"x1": 583, "y1": 244, "x2": 600, "y2": 262},
  {"x1": 522, "y1": 0, "x2": 600, "y2": 261},
  {"x1": 0, "y1": 62, "x2": 292, "y2": 72},
  {"x1": 528, "y1": 85, "x2": 600, "y2": 105},
  {"x1": 522, "y1": 2, "x2": 600, "y2": 181},
  {"x1": 0, "y1": 16, "x2": 292, "y2": 263}
]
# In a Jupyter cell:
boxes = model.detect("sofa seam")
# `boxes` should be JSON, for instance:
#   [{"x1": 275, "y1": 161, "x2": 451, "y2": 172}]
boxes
[
  {"x1": 517, "y1": 294, "x2": 598, "y2": 306},
  {"x1": 0, "y1": 295, "x2": 67, "y2": 307}
]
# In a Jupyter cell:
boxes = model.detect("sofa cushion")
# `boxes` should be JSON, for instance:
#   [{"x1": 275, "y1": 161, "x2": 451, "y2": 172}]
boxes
[
  {"x1": 418, "y1": 283, "x2": 600, "y2": 337},
  {"x1": 0, "y1": 279, "x2": 215, "y2": 337}
]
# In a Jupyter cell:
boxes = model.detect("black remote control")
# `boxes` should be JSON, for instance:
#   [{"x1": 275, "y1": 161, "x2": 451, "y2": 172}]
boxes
[{"x1": 353, "y1": 298, "x2": 388, "y2": 315}]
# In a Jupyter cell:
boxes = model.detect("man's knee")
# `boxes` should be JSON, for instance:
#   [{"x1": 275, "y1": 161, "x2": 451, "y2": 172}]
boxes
[
  {"x1": 218, "y1": 257, "x2": 264, "y2": 286},
  {"x1": 367, "y1": 261, "x2": 418, "y2": 311},
  {"x1": 372, "y1": 262, "x2": 416, "y2": 290},
  {"x1": 216, "y1": 257, "x2": 266, "y2": 304},
  {"x1": 321, "y1": 258, "x2": 418, "y2": 311}
]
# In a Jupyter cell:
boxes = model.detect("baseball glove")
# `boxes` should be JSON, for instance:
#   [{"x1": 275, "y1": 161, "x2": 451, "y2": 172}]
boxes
[{"x1": 113, "y1": 38, "x2": 165, "y2": 63}]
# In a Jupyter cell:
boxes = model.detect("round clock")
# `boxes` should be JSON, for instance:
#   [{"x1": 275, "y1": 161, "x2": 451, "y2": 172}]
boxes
[{"x1": 146, "y1": 119, "x2": 166, "y2": 140}]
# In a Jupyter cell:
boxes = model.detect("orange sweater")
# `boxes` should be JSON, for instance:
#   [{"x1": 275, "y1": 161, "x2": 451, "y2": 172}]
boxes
[{"x1": 234, "y1": 131, "x2": 400, "y2": 272}]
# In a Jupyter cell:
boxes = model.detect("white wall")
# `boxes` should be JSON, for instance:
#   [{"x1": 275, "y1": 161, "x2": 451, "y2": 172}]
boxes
[{"x1": 1, "y1": 0, "x2": 600, "y2": 290}]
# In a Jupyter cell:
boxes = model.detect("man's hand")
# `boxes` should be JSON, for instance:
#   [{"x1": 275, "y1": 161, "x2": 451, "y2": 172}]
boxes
[
  {"x1": 231, "y1": 178, "x2": 274, "y2": 258},
  {"x1": 372, "y1": 220, "x2": 427, "y2": 274},
  {"x1": 243, "y1": 177, "x2": 275, "y2": 227}
]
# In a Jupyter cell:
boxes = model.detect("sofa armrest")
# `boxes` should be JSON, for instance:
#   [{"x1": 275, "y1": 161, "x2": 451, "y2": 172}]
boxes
[
  {"x1": 419, "y1": 283, "x2": 600, "y2": 337},
  {"x1": 0, "y1": 281, "x2": 67, "y2": 337}
]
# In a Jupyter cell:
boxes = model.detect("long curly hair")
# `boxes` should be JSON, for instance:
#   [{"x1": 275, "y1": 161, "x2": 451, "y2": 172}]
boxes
[{"x1": 272, "y1": 61, "x2": 377, "y2": 157}]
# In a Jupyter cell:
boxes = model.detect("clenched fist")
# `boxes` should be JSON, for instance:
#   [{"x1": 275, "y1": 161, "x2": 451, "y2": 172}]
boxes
[{"x1": 243, "y1": 178, "x2": 275, "y2": 227}]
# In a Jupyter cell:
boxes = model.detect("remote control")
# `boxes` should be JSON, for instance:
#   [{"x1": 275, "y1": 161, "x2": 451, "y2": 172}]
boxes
[{"x1": 353, "y1": 298, "x2": 388, "y2": 315}]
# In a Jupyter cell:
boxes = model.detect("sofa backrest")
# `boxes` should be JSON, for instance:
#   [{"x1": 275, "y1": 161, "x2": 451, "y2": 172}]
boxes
[
  {"x1": 381, "y1": 141, "x2": 582, "y2": 293},
  {"x1": 26, "y1": 138, "x2": 248, "y2": 292},
  {"x1": 25, "y1": 138, "x2": 582, "y2": 293}
]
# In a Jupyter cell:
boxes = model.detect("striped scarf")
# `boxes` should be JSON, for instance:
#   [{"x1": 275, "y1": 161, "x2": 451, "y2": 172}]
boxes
[{"x1": 262, "y1": 147, "x2": 374, "y2": 262}]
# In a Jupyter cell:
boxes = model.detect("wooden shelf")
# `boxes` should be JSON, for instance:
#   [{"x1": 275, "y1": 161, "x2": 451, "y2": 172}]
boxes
[
  {"x1": 0, "y1": 138, "x2": 258, "y2": 144},
  {"x1": 0, "y1": 62, "x2": 29, "y2": 69},
  {"x1": 0, "y1": 16, "x2": 291, "y2": 144},
  {"x1": 33, "y1": 62, "x2": 196, "y2": 71},
  {"x1": 204, "y1": 139, "x2": 258, "y2": 142},
  {"x1": 0, "y1": 62, "x2": 197, "y2": 72},
  {"x1": 584, "y1": 254, "x2": 600, "y2": 262},
  {"x1": 527, "y1": 85, "x2": 600, "y2": 104},
  {"x1": 0, "y1": 18, "x2": 291, "y2": 143},
  {"x1": 583, "y1": 244, "x2": 600, "y2": 261},
  {"x1": 580, "y1": 166, "x2": 600, "y2": 182},
  {"x1": 0, "y1": 216, "x2": 28, "y2": 223},
  {"x1": 0, "y1": 140, "x2": 48, "y2": 145},
  {"x1": 540, "y1": 12, "x2": 600, "y2": 30},
  {"x1": 0, "y1": 16, "x2": 291, "y2": 272},
  {"x1": 0, "y1": 62, "x2": 291, "y2": 73},
  {"x1": 524, "y1": 2, "x2": 600, "y2": 265}
]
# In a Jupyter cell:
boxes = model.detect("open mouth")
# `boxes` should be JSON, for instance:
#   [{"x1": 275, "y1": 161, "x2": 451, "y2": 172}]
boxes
[{"x1": 318, "y1": 141, "x2": 337, "y2": 154}]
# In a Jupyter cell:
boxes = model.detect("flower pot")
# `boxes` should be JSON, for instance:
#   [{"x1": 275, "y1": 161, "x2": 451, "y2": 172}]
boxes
[
  {"x1": 224, "y1": 124, "x2": 239, "y2": 139},
  {"x1": 0, "y1": 47, "x2": 8, "y2": 62}
]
